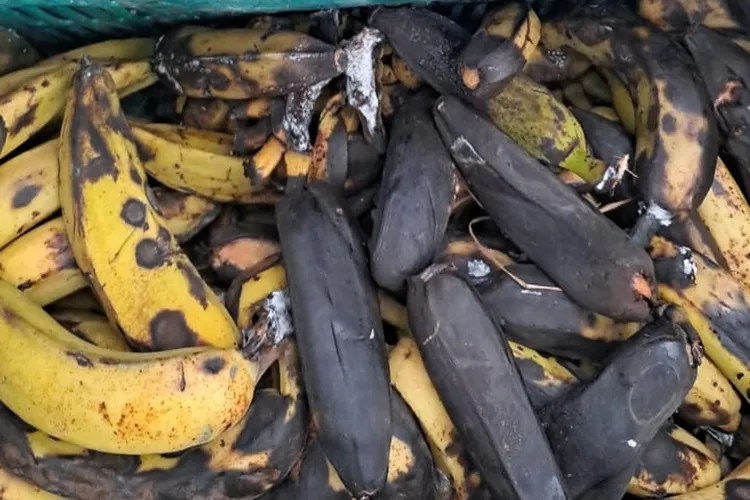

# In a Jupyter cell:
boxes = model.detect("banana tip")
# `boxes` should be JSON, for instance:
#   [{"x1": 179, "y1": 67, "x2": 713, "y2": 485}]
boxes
[
  {"x1": 631, "y1": 273, "x2": 653, "y2": 300},
  {"x1": 460, "y1": 66, "x2": 480, "y2": 91}
]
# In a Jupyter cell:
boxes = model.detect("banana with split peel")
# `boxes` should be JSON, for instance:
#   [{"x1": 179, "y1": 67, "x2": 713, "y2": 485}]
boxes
[
  {"x1": 276, "y1": 182, "x2": 391, "y2": 497},
  {"x1": 541, "y1": 14, "x2": 718, "y2": 231},
  {"x1": 459, "y1": 2, "x2": 541, "y2": 97},
  {"x1": 153, "y1": 26, "x2": 345, "y2": 99},
  {"x1": 58, "y1": 61, "x2": 239, "y2": 350},
  {"x1": 408, "y1": 265, "x2": 568, "y2": 499},
  {"x1": 0, "y1": 280, "x2": 260, "y2": 455}
]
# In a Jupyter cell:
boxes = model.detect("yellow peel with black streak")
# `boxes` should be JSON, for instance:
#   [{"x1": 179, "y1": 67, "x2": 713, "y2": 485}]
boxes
[
  {"x1": 670, "y1": 456, "x2": 750, "y2": 499},
  {"x1": 636, "y1": 0, "x2": 746, "y2": 31},
  {"x1": 603, "y1": 69, "x2": 636, "y2": 134},
  {"x1": 58, "y1": 62, "x2": 239, "y2": 350},
  {"x1": 130, "y1": 121, "x2": 234, "y2": 155},
  {"x1": 133, "y1": 125, "x2": 284, "y2": 203},
  {"x1": 0, "y1": 279, "x2": 258, "y2": 455},
  {"x1": 0, "y1": 139, "x2": 60, "y2": 250}
]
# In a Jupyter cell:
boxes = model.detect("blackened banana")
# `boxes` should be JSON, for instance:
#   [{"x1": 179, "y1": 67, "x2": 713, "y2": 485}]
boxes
[
  {"x1": 369, "y1": 91, "x2": 455, "y2": 294},
  {"x1": 634, "y1": 0, "x2": 750, "y2": 32},
  {"x1": 276, "y1": 182, "x2": 391, "y2": 497},
  {"x1": 434, "y1": 95, "x2": 655, "y2": 321},
  {"x1": 509, "y1": 342, "x2": 579, "y2": 409},
  {"x1": 538, "y1": 314, "x2": 697, "y2": 499},
  {"x1": 407, "y1": 265, "x2": 568, "y2": 500},
  {"x1": 570, "y1": 107, "x2": 633, "y2": 172}
]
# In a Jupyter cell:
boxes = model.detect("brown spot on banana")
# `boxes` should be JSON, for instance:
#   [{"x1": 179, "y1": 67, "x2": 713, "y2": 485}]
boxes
[
  {"x1": 134, "y1": 238, "x2": 169, "y2": 269},
  {"x1": 148, "y1": 309, "x2": 200, "y2": 350},
  {"x1": 120, "y1": 198, "x2": 147, "y2": 228},
  {"x1": 65, "y1": 352, "x2": 93, "y2": 367},
  {"x1": 10, "y1": 184, "x2": 41, "y2": 209},
  {"x1": 176, "y1": 261, "x2": 208, "y2": 309},
  {"x1": 202, "y1": 357, "x2": 226, "y2": 374}
]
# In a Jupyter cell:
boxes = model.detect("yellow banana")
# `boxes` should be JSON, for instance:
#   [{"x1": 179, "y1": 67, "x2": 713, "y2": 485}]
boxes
[
  {"x1": 132, "y1": 125, "x2": 284, "y2": 203},
  {"x1": 671, "y1": 456, "x2": 750, "y2": 499},
  {"x1": 696, "y1": 158, "x2": 750, "y2": 290},
  {"x1": 680, "y1": 356, "x2": 741, "y2": 432},
  {"x1": 50, "y1": 309, "x2": 130, "y2": 352},
  {"x1": 563, "y1": 81, "x2": 593, "y2": 110},
  {"x1": 49, "y1": 288, "x2": 103, "y2": 313},
  {"x1": 0, "y1": 218, "x2": 85, "y2": 306},
  {"x1": 603, "y1": 69, "x2": 636, "y2": 135},
  {"x1": 0, "y1": 279, "x2": 259, "y2": 455},
  {"x1": 58, "y1": 61, "x2": 239, "y2": 350},
  {"x1": 0, "y1": 37, "x2": 153, "y2": 95},
  {"x1": 0, "y1": 467, "x2": 62, "y2": 499},
  {"x1": 579, "y1": 69, "x2": 612, "y2": 104},
  {"x1": 389, "y1": 336, "x2": 483, "y2": 500},
  {"x1": 649, "y1": 235, "x2": 750, "y2": 402},
  {"x1": 129, "y1": 121, "x2": 234, "y2": 155},
  {"x1": 0, "y1": 139, "x2": 59, "y2": 250},
  {"x1": 149, "y1": 187, "x2": 220, "y2": 244}
]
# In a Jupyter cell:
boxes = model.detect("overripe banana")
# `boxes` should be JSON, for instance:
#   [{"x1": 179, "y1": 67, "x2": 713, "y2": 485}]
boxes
[
  {"x1": 635, "y1": 0, "x2": 749, "y2": 31},
  {"x1": 182, "y1": 97, "x2": 231, "y2": 131},
  {"x1": 58, "y1": 61, "x2": 239, "y2": 350},
  {"x1": 0, "y1": 29, "x2": 38, "y2": 76},
  {"x1": 130, "y1": 120, "x2": 234, "y2": 155},
  {"x1": 276, "y1": 181, "x2": 391, "y2": 497},
  {"x1": 153, "y1": 26, "x2": 345, "y2": 99},
  {"x1": 603, "y1": 69, "x2": 637, "y2": 135},
  {"x1": 233, "y1": 118, "x2": 272, "y2": 155},
  {"x1": 209, "y1": 216, "x2": 280, "y2": 285},
  {"x1": 680, "y1": 356, "x2": 741, "y2": 432},
  {"x1": 434, "y1": 95, "x2": 655, "y2": 321},
  {"x1": 459, "y1": 2, "x2": 541, "y2": 97},
  {"x1": 0, "y1": 279, "x2": 259, "y2": 455},
  {"x1": 507, "y1": 341, "x2": 579, "y2": 409},
  {"x1": 149, "y1": 187, "x2": 220, "y2": 244},
  {"x1": 670, "y1": 456, "x2": 750, "y2": 499},
  {"x1": 408, "y1": 265, "x2": 568, "y2": 499}
]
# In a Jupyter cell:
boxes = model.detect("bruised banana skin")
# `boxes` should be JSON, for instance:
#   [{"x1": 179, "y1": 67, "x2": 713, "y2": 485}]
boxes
[
  {"x1": 478, "y1": 263, "x2": 631, "y2": 361},
  {"x1": 628, "y1": 423, "x2": 721, "y2": 498},
  {"x1": 369, "y1": 91, "x2": 455, "y2": 294},
  {"x1": 679, "y1": 356, "x2": 741, "y2": 432},
  {"x1": 634, "y1": 0, "x2": 750, "y2": 32},
  {"x1": 539, "y1": 315, "x2": 697, "y2": 499},
  {"x1": 132, "y1": 125, "x2": 285, "y2": 203},
  {"x1": 0, "y1": 217, "x2": 84, "y2": 307},
  {"x1": 0, "y1": 343, "x2": 305, "y2": 499},
  {"x1": 276, "y1": 182, "x2": 391, "y2": 497},
  {"x1": 459, "y1": 2, "x2": 541, "y2": 98},
  {"x1": 0, "y1": 139, "x2": 60, "y2": 250},
  {"x1": 58, "y1": 62, "x2": 239, "y2": 350},
  {"x1": 670, "y1": 457, "x2": 750, "y2": 499},
  {"x1": 542, "y1": 16, "x2": 718, "y2": 222},
  {"x1": 389, "y1": 337, "x2": 484, "y2": 500},
  {"x1": 648, "y1": 235, "x2": 750, "y2": 402},
  {"x1": 0, "y1": 280, "x2": 258, "y2": 455},
  {"x1": 149, "y1": 186, "x2": 221, "y2": 244},
  {"x1": 434, "y1": 95, "x2": 654, "y2": 321},
  {"x1": 49, "y1": 309, "x2": 130, "y2": 352},
  {"x1": 408, "y1": 266, "x2": 568, "y2": 500},
  {"x1": 153, "y1": 26, "x2": 344, "y2": 99}
]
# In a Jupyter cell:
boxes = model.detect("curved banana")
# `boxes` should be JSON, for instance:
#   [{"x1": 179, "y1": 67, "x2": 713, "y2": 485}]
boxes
[
  {"x1": 696, "y1": 158, "x2": 750, "y2": 290},
  {"x1": 680, "y1": 356, "x2": 741, "y2": 432},
  {"x1": 670, "y1": 457, "x2": 750, "y2": 499},
  {"x1": 603, "y1": 69, "x2": 636, "y2": 135},
  {"x1": 0, "y1": 279, "x2": 259, "y2": 455},
  {"x1": 541, "y1": 16, "x2": 718, "y2": 227},
  {"x1": 388, "y1": 337, "x2": 483, "y2": 500},
  {"x1": 459, "y1": 3, "x2": 541, "y2": 97},
  {"x1": 153, "y1": 26, "x2": 344, "y2": 99},
  {"x1": 149, "y1": 187, "x2": 220, "y2": 244},
  {"x1": 0, "y1": 139, "x2": 59, "y2": 250},
  {"x1": 50, "y1": 309, "x2": 130, "y2": 352},
  {"x1": 59, "y1": 61, "x2": 239, "y2": 350},
  {"x1": 130, "y1": 121, "x2": 234, "y2": 155},
  {"x1": 0, "y1": 218, "x2": 85, "y2": 306},
  {"x1": 132, "y1": 125, "x2": 284, "y2": 203}
]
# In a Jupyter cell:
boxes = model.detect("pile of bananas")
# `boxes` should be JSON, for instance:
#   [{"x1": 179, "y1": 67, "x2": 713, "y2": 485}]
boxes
[{"x1": 2, "y1": 0, "x2": 750, "y2": 498}]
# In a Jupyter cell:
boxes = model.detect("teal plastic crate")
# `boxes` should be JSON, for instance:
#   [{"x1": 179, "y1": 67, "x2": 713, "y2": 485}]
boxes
[{"x1": 0, "y1": 0, "x2": 433, "y2": 48}]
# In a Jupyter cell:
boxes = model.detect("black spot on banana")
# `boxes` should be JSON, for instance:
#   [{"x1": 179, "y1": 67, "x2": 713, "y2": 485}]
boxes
[
  {"x1": 407, "y1": 265, "x2": 568, "y2": 500},
  {"x1": 633, "y1": 0, "x2": 750, "y2": 32},
  {"x1": 369, "y1": 91, "x2": 456, "y2": 294},
  {"x1": 153, "y1": 26, "x2": 345, "y2": 99},
  {"x1": 539, "y1": 313, "x2": 697, "y2": 499},
  {"x1": 541, "y1": 13, "x2": 719, "y2": 229},
  {"x1": 434, "y1": 95, "x2": 655, "y2": 321},
  {"x1": 459, "y1": 3, "x2": 541, "y2": 98},
  {"x1": 276, "y1": 182, "x2": 391, "y2": 497},
  {"x1": 233, "y1": 118, "x2": 273, "y2": 156},
  {"x1": 149, "y1": 187, "x2": 220, "y2": 244}
]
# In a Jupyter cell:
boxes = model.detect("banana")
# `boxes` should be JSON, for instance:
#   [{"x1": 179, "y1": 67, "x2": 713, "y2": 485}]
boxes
[
  {"x1": 628, "y1": 423, "x2": 722, "y2": 497},
  {"x1": 591, "y1": 106, "x2": 621, "y2": 122},
  {"x1": 0, "y1": 467, "x2": 61, "y2": 499},
  {"x1": 308, "y1": 92, "x2": 348, "y2": 185},
  {"x1": 50, "y1": 309, "x2": 130, "y2": 352},
  {"x1": 0, "y1": 37, "x2": 153, "y2": 95},
  {"x1": 153, "y1": 26, "x2": 344, "y2": 99},
  {"x1": 276, "y1": 182, "x2": 391, "y2": 497},
  {"x1": 388, "y1": 336, "x2": 484, "y2": 500},
  {"x1": 0, "y1": 217, "x2": 85, "y2": 307},
  {"x1": 435, "y1": 95, "x2": 655, "y2": 321},
  {"x1": 209, "y1": 217, "x2": 280, "y2": 285},
  {"x1": 648, "y1": 235, "x2": 750, "y2": 403},
  {"x1": 49, "y1": 288, "x2": 103, "y2": 313},
  {"x1": 0, "y1": 341, "x2": 302, "y2": 498},
  {"x1": 369, "y1": 91, "x2": 456, "y2": 294},
  {"x1": 579, "y1": 69, "x2": 612, "y2": 104},
  {"x1": 539, "y1": 312, "x2": 697, "y2": 500},
  {"x1": 569, "y1": 106, "x2": 633, "y2": 184},
  {"x1": 541, "y1": 15, "x2": 718, "y2": 230},
  {"x1": 635, "y1": 0, "x2": 749, "y2": 32},
  {"x1": 408, "y1": 265, "x2": 568, "y2": 499},
  {"x1": 59, "y1": 61, "x2": 239, "y2": 350},
  {"x1": 181, "y1": 97, "x2": 231, "y2": 131},
  {"x1": 0, "y1": 139, "x2": 59, "y2": 250},
  {"x1": 695, "y1": 158, "x2": 750, "y2": 290},
  {"x1": 0, "y1": 279, "x2": 259, "y2": 455},
  {"x1": 670, "y1": 456, "x2": 750, "y2": 499},
  {"x1": 231, "y1": 97, "x2": 274, "y2": 120},
  {"x1": 149, "y1": 187, "x2": 220, "y2": 244},
  {"x1": 680, "y1": 356, "x2": 741, "y2": 432},
  {"x1": 391, "y1": 54, "x2": 422, "y2": 89},
  {"x1": 523, "y1": 43, "x2": 591, "y2": 83},
  {"x1": 603, "y1": 69, "x2": 636, "y2": 135},
  {"x1": 130, "y1": 120, "x2": 234, "y2": 155},
  {"x1": 0, "y1": 29, "x2": 38, "y2": 77},
  {"x1": 563, "y1": 81, "x2": 593, "y2": 110},
  {"x1": 132, "y1": 125, "x2": 284, "y2": 203},
  {"x1": 459, "y1": 2, "x2": 541, "y2": 97},
  {"x1": 507, "y1": 341, "x2": 578, "y2": 409},
  {"x1": 661, "y1": 215, "x2": 723, "y2": 266},
  {"x1": 233, "y1": 118, "x2": 272, "y2": 155}
]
